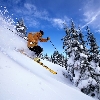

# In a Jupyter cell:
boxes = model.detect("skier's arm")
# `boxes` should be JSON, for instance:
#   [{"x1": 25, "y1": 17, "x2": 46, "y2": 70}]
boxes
[
  {"x1": 39, "y1": 38, "x2": 48, "y2": 42},
  {"x1": 39, "y1": 37, "x2": 50, "y2": 42}
]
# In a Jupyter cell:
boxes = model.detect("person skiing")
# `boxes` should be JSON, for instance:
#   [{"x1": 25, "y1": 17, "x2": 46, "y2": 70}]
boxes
[{"x1": 27, "y1": 30, "x2": 50, "y2": 56}]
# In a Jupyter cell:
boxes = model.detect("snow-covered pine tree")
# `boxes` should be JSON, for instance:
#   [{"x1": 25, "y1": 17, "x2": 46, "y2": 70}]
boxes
[
  {"x1": 62, "y1": 20, "x2": 100, "y2": 99},
  {"x1": 86, "y1": 26, "x2": 100, "y2": 63},
  {"x1": 77, "y1": 58, "x2": 100, "y2": 98},
  {"x1": 44, "y1": 53, "x2": 48, "y2": 60},
  {"x1": 62, "y1": 20, "x2": 88, "y2": 82},
  {"x1": 78, "y1": 27, "x2": 89, "y2": 55},
  {"x1": 38, "y1": 53, "x2": 44, "y2": 59},
  {"x1": 51, "y1": 51, "x2": 60, "y2": 64},
  {"x1": 51, "y1": 51, "x2": 65, "y2": 66},
  {"x1": 44, "y1": 53, "x2": 51, "y2": 61},
  {"x1": 51, "y1": 55, "x2": 53, "y2": 63},
  {"x1": 56, "y1": 53, "x2": 65, "y2": 67},
  {"x1": 16, "y1": 18, "x2": 27, "y2": 37},
  {"x1": 60, "y1": 53, "x2": 65, "y2": 67},
  {"x1": 82, "y1": 27, "x2": 100, "y2": 99}
]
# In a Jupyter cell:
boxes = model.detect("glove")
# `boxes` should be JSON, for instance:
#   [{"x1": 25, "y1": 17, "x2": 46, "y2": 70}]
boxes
[{"x1": 47, "y1": 37, "x2": 50, "y2": 40}]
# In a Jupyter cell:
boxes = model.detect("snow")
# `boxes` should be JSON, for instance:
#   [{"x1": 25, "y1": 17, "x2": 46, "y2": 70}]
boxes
[
  {"x1": 16, "y1": 27, "x2": 25, "y2": 30},
  {"x1": 0, "y1": 9, "x2": 96, "y2": 100},
  {"x1": 80, "y1": 53, "x2": 88, "y2": 58}
]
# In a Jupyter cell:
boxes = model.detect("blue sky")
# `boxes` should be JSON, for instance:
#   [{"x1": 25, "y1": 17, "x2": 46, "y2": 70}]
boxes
[{"x1": 0, "y1": 0, "x2": 100, "y2": 56}]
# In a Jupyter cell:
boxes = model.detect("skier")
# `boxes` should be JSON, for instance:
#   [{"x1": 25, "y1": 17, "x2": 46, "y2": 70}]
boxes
[{"x1": 27, "y1": 30, "x2": 50, "y2": 56}]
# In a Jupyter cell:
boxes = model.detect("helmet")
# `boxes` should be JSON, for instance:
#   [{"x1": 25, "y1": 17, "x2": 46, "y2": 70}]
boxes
[{"x1": 40, "y1": 30, "x2": 44, "y2": 35}]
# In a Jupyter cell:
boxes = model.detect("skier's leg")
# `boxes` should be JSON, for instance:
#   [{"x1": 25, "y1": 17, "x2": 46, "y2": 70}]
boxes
[
  {"x1": 28, "y1": 47, "x2": 34, "y2": 51},
  {"x1": 28, "y1": 47, "x2": 37, "y2": 55},
  {"x1": 37, "y1": 45, "x2": 43, "y2": 54},
  {"x1": 28, "y1": 46, "x2": 43, "y2": 56},
  {"x1": 33, "y1": 46, "x2": 43, "y2": 56}
]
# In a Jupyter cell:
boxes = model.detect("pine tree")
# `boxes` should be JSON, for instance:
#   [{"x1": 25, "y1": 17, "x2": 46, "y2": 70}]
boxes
[
  {"x1": 51, "y1": 51, "x2": 65, "y2": 66},
  {"x1": 81, "y1": 27, "x2": 100, "y2": 96},
  {"x1": 78, "y1": 27, "x2": 88, "y2": 55},
  {"x1": 62, "y1": 21, "x2": 100, "y2": 99},
  {"x1": 62, "y1": 20, "x2": 87, "y2": 80},
  {"x1": 77, "y1": 58, "x2": 100, "y2": 98},
  {"x1": 56, "y1": 53, "x2": 64, "y2": 67},
  {"x1": 38, "y1": 53, "x2": 44, "y2": 59},
  {"x1": 60, "y1": 53, "x2": 65, "y2": 67},
  {"x1": 44, "y1": 53, "x2": 51, "y2": 61},
  {"x1": 44, "y1": 53, "x2": 48, "y2": 60},
  {"x1": 51, "y1": 55, "x2": 53, "y2": 63},
  {"x1": 16, "y1": 18, "x2": 27, "y2": 37},
  {"x1": 86, "y1": 26, "x2": 100, "y2": 63},
  {"x1": 51, "y1": 51, "x2": 59, "y2": 64}
]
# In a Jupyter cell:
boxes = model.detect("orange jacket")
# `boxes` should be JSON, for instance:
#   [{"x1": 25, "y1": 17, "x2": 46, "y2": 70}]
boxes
[{"x1": 27, "y1": 32, "x2": 49, "y2": 48}]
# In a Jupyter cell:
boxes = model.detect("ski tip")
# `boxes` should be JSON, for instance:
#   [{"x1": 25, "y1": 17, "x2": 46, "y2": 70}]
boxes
[{"x1": 53, "y1": 72, "x2": 57, "y2": 74}]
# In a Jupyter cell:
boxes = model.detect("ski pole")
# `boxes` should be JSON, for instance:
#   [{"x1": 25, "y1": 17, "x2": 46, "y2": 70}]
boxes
[
  {"x1": 50, "y1": 40, "x2": 66, "y2": 54},
  {"x1": 49, "y1": 40, "x2": 58, "y2": 52}
]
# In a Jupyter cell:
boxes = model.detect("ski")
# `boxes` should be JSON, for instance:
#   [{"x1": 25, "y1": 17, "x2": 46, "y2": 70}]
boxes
[
  {"x1": 17, "y1": 49, "x2": 57, "y2": 74},
  {"x1": 34, "y1": 58, "x2": 57, "y2": 74}
]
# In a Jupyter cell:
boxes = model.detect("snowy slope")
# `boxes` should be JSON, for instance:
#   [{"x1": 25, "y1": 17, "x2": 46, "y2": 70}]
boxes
[
  {"x1": 0, "y1": 9, "x2": 96, "y2": 100},
  {"x1": 0, "y1": 51, "x2": 96, "y2": 100}
]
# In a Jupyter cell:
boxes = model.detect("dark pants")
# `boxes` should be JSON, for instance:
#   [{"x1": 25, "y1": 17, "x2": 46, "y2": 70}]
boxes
[{"x1": 28, "y1": 46, "x2": 43, "y2": 56}]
